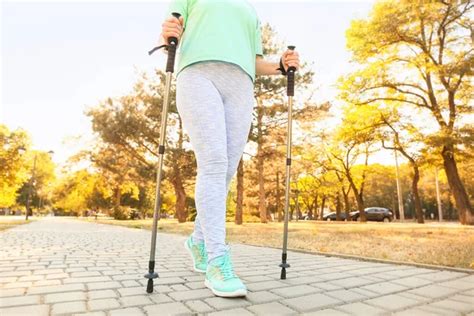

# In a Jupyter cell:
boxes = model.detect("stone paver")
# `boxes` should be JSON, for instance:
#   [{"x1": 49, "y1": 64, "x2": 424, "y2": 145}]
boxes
[
  {"x1": 336, "y1": 302, "x2": 386, "y2": 315},
  {"x1": 248, "y1": 301, "x2": 297, "y2": 315},
  {"x1": 184, "y1": 299, "x2": 215, "y2": 313},
  {"x1": 283, "y1": 293, "x2": 341, "y2": 312},
  {"x1": 0, "y1": 304, "x2": 50, "y2": 316},
  {"x1": 0, "y1": 217, "x2": 473, "y2": 315},
  {"x1": 51, "y1": 301, "x2": 87, "y2": 315}
]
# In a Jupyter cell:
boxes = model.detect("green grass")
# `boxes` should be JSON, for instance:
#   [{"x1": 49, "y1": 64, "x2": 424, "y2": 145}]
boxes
[{"x1": 77, "y1": 217, "x2": 474, "y2": 269}]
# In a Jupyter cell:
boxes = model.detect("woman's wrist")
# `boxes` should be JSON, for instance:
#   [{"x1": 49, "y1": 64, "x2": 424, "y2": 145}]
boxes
[
  {"x1": 255, "y1": 58, "x2": 284, "y2": 76},
  {"x1": 276, "y1": 58, "x2": 287, "y2": 76}
]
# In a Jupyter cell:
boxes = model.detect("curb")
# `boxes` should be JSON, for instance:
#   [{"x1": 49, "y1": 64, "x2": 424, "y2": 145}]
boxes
[
  {"x1": 74, "y1": 217, "x2": 474, "y2": 274},
  {"x1": 243, "y1": 242, "x2": 474, "y2": 274}
]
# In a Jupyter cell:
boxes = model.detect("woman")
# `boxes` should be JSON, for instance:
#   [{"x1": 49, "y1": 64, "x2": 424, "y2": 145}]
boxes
[{"x1": 159, "y1": 0, "x2": 300, "y2": 297}]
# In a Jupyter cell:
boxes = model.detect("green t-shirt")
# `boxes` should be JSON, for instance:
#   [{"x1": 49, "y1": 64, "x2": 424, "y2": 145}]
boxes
[{"x1": 166, "y1": 0, "x2": 263, "y2": 82}]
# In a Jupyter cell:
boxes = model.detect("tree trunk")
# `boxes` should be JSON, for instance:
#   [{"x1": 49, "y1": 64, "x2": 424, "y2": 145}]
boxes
[
  {"x1": 295, "y1": 191, "x2": 300, "y2": 221},
  {"x1": 344, "y1": 148, "x2": 367, "y2": 222},
  {"x1": 173, "y1": 175, "x2": 187, "y2": 223},
  {"x1": 276, "y1": 171, "x2": 282, "y2": 222},
  {"x1": 320, "y1": 195, "x2": 326, "y2": 220},
  {"x1": 173, "y1": 116, "x2": 188, "y2": 223},
  {"x1": 347, "y1": 179, "x2": 366, "y2": 222},
  {"x1": 307, "y1": 199, "x2": 313, "y2": 220},
  {"x1": 313, "y1": 195, "x2": 319, "y2": 220},
  {"x1": 342, "y1": 188, "x2": 350, "y2": 219},
  {"x1": 411, "y1": 164, "x2": 424, "y2": 224},
  {"x1": 442, "y1": 145, "x2": 473, "y2": 225},
  {"x1": 114, "y1": 185, "x2": 121, "y2": 207},
  {"x1": 235, "y1": 158, "x2": 244, "y2": 225},
  {"x1": 336, "y1": 193, "x2": 342, "y2": 221},
  {"x1": 355, "y1": 193, "x2": 366, "y2": 222}
]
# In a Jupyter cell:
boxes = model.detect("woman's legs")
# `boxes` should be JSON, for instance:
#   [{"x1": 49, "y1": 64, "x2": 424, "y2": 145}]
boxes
[
  {"x1": 177, "y1": 61, "x2": 254, "y2": 264},
  {"x1": 176, "y1": 68, "x2": 228, "y2": 263}
]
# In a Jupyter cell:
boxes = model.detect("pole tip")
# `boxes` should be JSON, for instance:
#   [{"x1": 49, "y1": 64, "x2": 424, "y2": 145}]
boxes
[
  {"x1": 146, "y1": 279, "x2": 154, "y2": 293},
  {"x1": 280, "y1": 268, "x2": 286, "y2": 280}
]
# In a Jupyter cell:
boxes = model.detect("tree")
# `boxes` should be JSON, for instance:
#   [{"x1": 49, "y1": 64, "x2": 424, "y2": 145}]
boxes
[
  {"x1": 334, "y1": 102, "x2": 427, "y2": 223},
  {"x1": 341, "y1": 0, "x2": 473, "y2": 224},
  {"x1": 250, "y1": 23, "x2": 317, "y2": 223},
  {"x1": 380, "y1": 117, "x2": 425, "y2": 223},
  {"x1": 323, "y1": 105, "x2": 377, "y2": 222},
  {"x1": 0, "y1": 125, "x2": 29, "y2": 208},
  {"x1": 90, "y1": 143, "x2": 140, "y2": 218},
  {"x1": 296, "y1": 175, "x2": 320, "y2": 220},
  {"x1": 53, "y1": 170, "x2": 99, "y2": 215},
  {"x1": 16, "y1": 150, "x2": 56, "y2": 212},
  {"x1": 86, "y1": 71, "x2": 196, "y2": 222},
  {"x1": 364, "y1": 164, "x2": 398, "y2": 212}
]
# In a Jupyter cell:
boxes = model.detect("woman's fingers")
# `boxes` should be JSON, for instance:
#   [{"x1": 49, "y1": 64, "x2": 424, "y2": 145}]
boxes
[
  {"x1": 161, "y1": 16, "x2": 184, "y2": 42},
  {"x1": 283, "y1": 50, "x2": 300, "y2": 70}
]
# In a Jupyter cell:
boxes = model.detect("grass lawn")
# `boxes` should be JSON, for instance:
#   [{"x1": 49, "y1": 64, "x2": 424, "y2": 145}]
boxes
[
  {"x1": 78, "y1": 217, "x2": 474, "y2": 270},
  {"x1": 0, "y1": 216, "x2": 37, "y2": 231}
]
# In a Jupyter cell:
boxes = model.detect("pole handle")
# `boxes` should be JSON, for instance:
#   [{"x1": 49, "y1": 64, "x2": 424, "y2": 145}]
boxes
[
  {"x1": 167, "y1": 12, "x2": 182, "y2": 46},
  {"x1": 165, "y1": 12, "x2": 181, "y2": 73},
  {"x1": 287, "y1": 45, "x2": 296, "y2": 97}
]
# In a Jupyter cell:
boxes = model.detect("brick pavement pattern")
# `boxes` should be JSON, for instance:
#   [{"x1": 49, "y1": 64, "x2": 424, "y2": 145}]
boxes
[{"x1": 0, "y1": 217, "x2": 473, "y2": 315}]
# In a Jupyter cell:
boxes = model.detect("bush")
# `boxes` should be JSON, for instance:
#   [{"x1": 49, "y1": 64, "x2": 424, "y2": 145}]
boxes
[{"x1": 112, "y1": 206, "x2": 130, "y2": 220}]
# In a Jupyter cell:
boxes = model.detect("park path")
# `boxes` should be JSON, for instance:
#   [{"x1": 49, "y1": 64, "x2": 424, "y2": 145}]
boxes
[{"x1": 0, "y1": 217, "x2": 473, "y2": 316}]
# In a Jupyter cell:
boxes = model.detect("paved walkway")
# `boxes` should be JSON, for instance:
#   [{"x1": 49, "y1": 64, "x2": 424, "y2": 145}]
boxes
[{"x1": 0, "y1": 217, "x2": 473, "y2": 316}]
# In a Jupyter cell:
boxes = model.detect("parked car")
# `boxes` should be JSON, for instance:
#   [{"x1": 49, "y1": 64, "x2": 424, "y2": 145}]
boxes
[
  {"x1": 351, "y1": 207, "x2": 393, "y2": 222},
  {"x1": 323, "y1": 212, "x2": 354, "y2": 221},
  {"x1": 299, "y1": 212, "x2": 313, "y2": 220}
]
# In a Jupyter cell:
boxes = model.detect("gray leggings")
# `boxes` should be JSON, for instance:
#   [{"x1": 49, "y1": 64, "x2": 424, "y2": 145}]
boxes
[{"x1": 176, "y1": 61, "x2": 254, "y2": 264}]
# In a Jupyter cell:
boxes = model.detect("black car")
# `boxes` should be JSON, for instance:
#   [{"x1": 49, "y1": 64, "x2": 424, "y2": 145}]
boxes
[
  {"x1": 350, "y1": 207, "x2": 393, "y2": 222},
  {"x1": 323, "y1": 212, "x2": 353, "y2": 221}
]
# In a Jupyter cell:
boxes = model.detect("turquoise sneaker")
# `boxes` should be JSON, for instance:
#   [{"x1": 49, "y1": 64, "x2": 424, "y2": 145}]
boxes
[
  {"x1": 184, "y1": 235, "x2": 207, "y2": 273},
  {"x1": 204, "y1": 250, "x2": 247, "y2": 297}
]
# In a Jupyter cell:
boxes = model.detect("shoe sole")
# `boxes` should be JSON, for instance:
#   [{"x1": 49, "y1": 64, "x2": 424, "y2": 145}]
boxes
[
  {"x1": 184, "y1": 239, "x2": 206, "y2": 273},
  {"x1": 204, "y1": 279, "x2": 247, "y2": 297}
]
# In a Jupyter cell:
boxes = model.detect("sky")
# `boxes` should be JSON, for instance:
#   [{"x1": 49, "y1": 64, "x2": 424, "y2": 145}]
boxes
[{"x1": 1, "y1": 0, "x2": 379, "y2": 168}]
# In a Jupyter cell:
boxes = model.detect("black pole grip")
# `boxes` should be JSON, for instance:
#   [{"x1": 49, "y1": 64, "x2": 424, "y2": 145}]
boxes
[
  {"x1": 166, "y1": 45, "x2": 177, "y2": 73},
  {"x1": 167, "y1": 12, "x2": 181, "y2": 47},
  {"x1": 286, "y1": 45, "x2": 296, "y2": 97},
  {"x1": 165, "y1": 12, "x2": 181, "y2": 73},
  {"x1": 287, "y1": 71, "x2": 295, "y2": 97}
]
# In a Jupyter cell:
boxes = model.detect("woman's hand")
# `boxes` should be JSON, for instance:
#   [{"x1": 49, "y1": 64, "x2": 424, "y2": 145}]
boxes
[
  {"x1": 281, "y1": 49, "x2": 300, "y2": 72},
  {"x1": 160, "y1": 15, "x2": 184, "y2": 44}
]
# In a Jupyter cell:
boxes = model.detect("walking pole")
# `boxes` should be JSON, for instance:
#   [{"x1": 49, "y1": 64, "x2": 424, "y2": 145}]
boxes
[
  {"x1": 144, "y1": 12, "x2": 181, "y2": 294},
  {"x1": 279, "y1": 45, "x2": 296, "y2": 280}
]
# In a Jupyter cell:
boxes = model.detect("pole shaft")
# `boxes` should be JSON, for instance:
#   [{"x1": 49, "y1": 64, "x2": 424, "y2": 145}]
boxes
[
  {"x1": 149, "y1": 72, "x2": 173, "y2": 262},
  {"x1": 280, "y1": 45, "x2": 296, "y2": 279},
  {"x1": 145, "y1": 11, "x2": 181, "y2": 294},
  {"x1": 282, "y1": 96, "x2": 293, "y2": 255}
]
